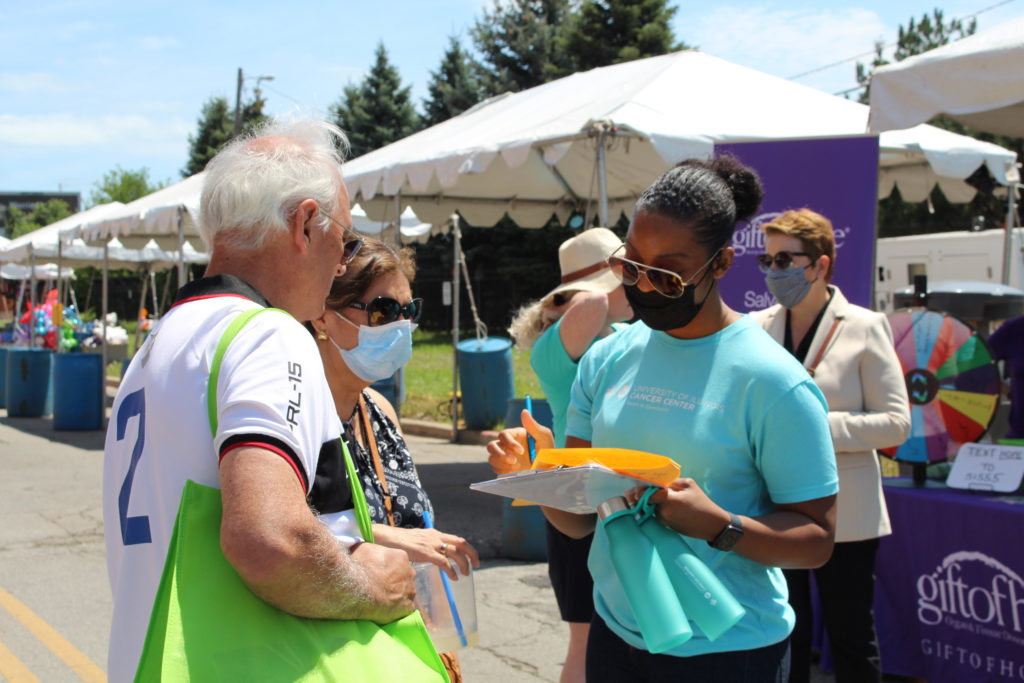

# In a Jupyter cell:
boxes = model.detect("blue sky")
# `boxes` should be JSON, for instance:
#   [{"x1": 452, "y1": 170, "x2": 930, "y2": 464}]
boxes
[{"x1": 1, "y1": 0, "x2": 1021, "y2": 198}]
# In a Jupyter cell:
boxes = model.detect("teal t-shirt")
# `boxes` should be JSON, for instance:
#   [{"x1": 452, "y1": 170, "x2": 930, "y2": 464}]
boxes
[
  {"x1": 531, "y1": 319, "x2": 629, "y2": 447},
  {"x1": 566, "y1": 315, "x2": 838, "y2": 656}
]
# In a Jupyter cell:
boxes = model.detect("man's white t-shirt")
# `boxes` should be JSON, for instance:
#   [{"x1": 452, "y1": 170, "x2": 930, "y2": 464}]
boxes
[{"x1": 102, "y1": 275, "x2": 350, "y2": 683}]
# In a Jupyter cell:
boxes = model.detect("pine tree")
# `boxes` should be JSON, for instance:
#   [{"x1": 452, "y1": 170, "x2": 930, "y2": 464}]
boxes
[
  {"x1": 181, "y1": 93, "x2": 268, "y2": 178},
  {"x1": 423, "y1": 36, "x2": 483, "y2": 127},
  {"x1": 855, "y1": 9, "x2": 976, "y2": 104},
  {"x1": 470, "y1": 0, "x2": 572, "y2": 95},
  {"x1": 560, "y1": 0, "x2": 685, "y2": 74},
  {"x1": 182, "y1": 97, "x2": 233, "y2": 177},
  {"x1": 331, "y1": 42, "x2": 421, "y2": 158}
]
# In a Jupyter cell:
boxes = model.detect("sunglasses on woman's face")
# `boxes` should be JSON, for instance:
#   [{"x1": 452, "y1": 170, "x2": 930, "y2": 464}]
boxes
[
  {"x1": 347, "y1": 296, "x2": 423, "y2": 326},
  {"x1": 756, "y1": 251, "x2": 812, "y2": 273},
  {"x1": 606, "y1": 244, "x2": 717, "y2": 298}
]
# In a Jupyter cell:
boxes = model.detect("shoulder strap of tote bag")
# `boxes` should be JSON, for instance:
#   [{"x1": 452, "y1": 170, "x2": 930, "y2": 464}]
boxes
[{"x1": 206, "y1": 307, "x2": 375, "y2": 541}]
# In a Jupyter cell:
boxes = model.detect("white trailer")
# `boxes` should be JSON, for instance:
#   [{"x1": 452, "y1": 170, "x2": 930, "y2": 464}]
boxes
[{"x1": 874, "y1": 228, "x2": 1024, "y2": 313}]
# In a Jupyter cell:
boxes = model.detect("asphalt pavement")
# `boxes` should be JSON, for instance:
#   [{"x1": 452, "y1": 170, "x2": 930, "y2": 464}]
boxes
[{"x1": 0, "y1": 408, "x2": 842, "y2": 682}]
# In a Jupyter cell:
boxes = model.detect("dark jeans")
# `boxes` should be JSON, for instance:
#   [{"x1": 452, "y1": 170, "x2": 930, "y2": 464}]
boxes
[
  {"x1": 586, "y1": 613, "x2": 791, "y2": 683},
  {"x1": 785, "y1": 538, "x2": 882, "y2": 683}
]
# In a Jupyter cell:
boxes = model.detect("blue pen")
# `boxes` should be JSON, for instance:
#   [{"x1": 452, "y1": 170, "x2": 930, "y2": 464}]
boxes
[
  {"x1": 524, "y1": 394, "x2": 537, "y2": 462},
  {"x1": 422, "y1": 510, "x2": 468, "y2": 647}
]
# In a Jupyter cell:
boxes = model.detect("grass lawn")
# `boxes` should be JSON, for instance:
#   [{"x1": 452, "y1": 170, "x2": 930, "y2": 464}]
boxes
[{"x1": 403, "y1": 329, "x2": 542, "y2": 428}]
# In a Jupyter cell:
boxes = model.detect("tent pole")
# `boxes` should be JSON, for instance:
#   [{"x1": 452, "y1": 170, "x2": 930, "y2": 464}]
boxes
[
  {"x1": 177, "y1": 209, "x2": 186, "y2": 288},
  {"x1": 57, "y1": 237, "x2": 63, "y2": 310},
  {"x1": 1002, "y1": 182, "x2": 1018, "y2": 285},
  {"x1": 150, "y1": 270, "x2": 160, "y2": 318},
  {"x1": 134, "y1": 265, "x2": 150, "y2": 353},
  {"x1": 596, "y1": 128, "x2": 609, "y2": 227},
  {"x1": 29, "y1": 245, "x2": 36, "y2": 348},
  {"x1": 451, "y1": 214, "x2": 461, "y2": 444},
  {"x1": 102, "y1": 243, "x2": 109, "y2": 385}
]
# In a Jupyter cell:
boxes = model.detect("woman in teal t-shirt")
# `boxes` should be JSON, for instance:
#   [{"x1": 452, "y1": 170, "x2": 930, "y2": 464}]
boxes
[
  {"x1": 497, "y1": 227, "x2": 632, "y2": 683},
  {"x1": 491, "y1": 156, "x2": 839, "y2": 682}
]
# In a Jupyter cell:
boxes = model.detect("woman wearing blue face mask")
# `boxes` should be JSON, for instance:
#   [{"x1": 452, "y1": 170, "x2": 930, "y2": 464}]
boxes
[
  {"x1": 309, "y1": 238, "x2": 481, "y2": 579},
  {"x1": 749, "y1": 209, "x2": 909, "y2": 683},
  {"x1": 750, "y1": 209, "x2": 909, "y2": 683}
]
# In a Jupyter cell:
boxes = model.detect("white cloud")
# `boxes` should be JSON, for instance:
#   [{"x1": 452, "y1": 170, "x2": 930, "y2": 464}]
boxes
[
  {"x1": 0, "y1": 72, "x2": 72, "y2": 93},
  {"x1": 0, "y1": 113, "x2": 191, "y2": 148},
  {"x1": 681, "y1": 6, "x2": 888, "y2": 96}
]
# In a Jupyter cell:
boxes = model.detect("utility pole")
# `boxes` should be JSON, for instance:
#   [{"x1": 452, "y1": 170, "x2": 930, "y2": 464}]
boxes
[{"x1": 233, "y1": 67, "x2": 244, "y2": 135}]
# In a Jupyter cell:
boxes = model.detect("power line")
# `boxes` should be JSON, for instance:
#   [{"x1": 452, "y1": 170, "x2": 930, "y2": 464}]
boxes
[{"x1": 788, "y1": 0, "x2": 1018, "y2": 81}]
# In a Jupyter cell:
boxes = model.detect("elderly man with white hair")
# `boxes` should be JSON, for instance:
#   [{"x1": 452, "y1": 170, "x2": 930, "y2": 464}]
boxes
[{"x1": 102, "y1": 119, "x2": 418, "y2": 683}]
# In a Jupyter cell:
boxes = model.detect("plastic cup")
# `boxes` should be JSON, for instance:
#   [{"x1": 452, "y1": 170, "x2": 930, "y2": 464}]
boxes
[{"x1": 412, "y1": 561, "x2": 479, "y2": 652}]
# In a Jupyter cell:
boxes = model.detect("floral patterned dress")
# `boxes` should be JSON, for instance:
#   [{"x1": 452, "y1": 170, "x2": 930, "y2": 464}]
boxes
[{"x1": 341, "y1": 391, "x2": 433, "y2": 528}]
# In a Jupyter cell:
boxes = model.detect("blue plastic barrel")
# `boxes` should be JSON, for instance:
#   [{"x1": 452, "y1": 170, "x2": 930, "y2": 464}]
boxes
[
  {"x1": 53, "y1": 353, "x2": 104, "y2": 430},
  {"x1": 500, "y1": 397, "x2": 554, "y2": 561},
  {"x1": 0, "y1": 347, "x2": 8, "y2": 409},
  {"x1": 6, "y1": 348, "x2": 53, "y2": 417},
  {"x1": 457, "y1": 337, "x2": 514, "y2": 430}
]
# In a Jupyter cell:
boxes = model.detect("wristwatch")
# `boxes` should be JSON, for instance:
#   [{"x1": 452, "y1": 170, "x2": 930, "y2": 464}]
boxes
[{"x1": 708, "y1": 513, "x2": 744, "y2": 551}]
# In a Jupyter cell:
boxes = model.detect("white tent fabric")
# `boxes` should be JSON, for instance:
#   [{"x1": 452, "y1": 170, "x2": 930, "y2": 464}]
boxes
[
  {"x1": 341, "y1": 50, "x2": 1017, "y2": 228},
  {"x1": 1, "y1": 203, "x2": 125, "y2": 262},
  {"x1": 0, "y1": 203, "x2": 208, "y2": 270},
  {"x1": 73, "y1": 171, "x2": 431, "y2": 248},
  {"x1": 74, "y1": 172, "x2": 206, "y2": 251},
  {"x1": 868, "y1": 17, "x2": 1024, "y2": 137},
  {"x1": 0, "y1": 263, "x2": 74, "y2": 280}
]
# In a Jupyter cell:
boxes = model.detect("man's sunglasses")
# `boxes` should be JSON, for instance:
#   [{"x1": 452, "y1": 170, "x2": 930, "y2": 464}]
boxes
[
  {"x1": 607, "y1": 244, "x2": 717, "y2": 298},
  {"x1": 348, "y1": 297, "x2": 423, "y2": 327},
  {"x1": 319, "y1": 210, "x2": 363, "y2": 264},
  {"x1": 756, "y1": 251, "x2": 812, "y2": 273}
]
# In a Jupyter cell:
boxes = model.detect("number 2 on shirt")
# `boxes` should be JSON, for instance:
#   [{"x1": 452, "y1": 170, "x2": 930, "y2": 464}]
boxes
[{"x1": 116, "y1": 389, "x2": 151, "y2": 545}]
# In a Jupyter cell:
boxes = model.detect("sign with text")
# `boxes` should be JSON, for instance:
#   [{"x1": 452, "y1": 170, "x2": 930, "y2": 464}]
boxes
[
  {"x1": 714, "y1": 137, "x2": 879, "y2": 312},
  {"x1": 947, "y1": 443, "x2": 1024, "y2": 492}
]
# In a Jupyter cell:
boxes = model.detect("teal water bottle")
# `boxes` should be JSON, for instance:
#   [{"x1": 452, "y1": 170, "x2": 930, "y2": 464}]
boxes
[
  {"x1": 597, "y1": 497, "x2": 692, "y2": 653},
  {"x1": 638, "y1": 517, "x2": 746, "y2": 641}
]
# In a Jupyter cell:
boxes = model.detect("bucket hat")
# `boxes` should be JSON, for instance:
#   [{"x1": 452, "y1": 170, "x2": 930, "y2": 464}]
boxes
[{"x1": 541, "y1": 227, "x2": 623, "y2": 303}]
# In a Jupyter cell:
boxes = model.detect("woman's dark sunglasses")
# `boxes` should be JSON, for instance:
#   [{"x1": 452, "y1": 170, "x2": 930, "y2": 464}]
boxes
[
  {"x1": 756, "y1": 251, "x2": 811, "y2": 273},
  {"x1": 348, "y1": 297, "x2": 423, "y2": 327},
  {"x1": 606, "y1": 244, "x2": 717, "y2": 298}
]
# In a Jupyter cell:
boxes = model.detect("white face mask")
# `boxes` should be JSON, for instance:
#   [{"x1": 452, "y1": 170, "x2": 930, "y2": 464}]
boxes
[{"x1": 330, "y1": 311, "x2": 416, "y2": 382}]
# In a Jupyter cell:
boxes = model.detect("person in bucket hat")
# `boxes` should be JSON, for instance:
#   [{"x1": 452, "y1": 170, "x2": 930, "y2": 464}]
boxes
[{"x1": 498, "y1": 226, "x2": 633, "y2": 683}]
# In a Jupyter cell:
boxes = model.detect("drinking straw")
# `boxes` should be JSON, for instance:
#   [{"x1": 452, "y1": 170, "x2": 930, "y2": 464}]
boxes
[
  {"x1": 524, "y1": 395, "x2": 537, "y2": 462},
  {"x1": 422, "y1": 510, "x2": 468, "y2": 647}
]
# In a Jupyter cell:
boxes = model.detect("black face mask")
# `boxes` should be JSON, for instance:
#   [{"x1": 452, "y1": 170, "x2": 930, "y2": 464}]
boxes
[{"x1": 624, "y1": 266, "x2": 715, "y2": 332}]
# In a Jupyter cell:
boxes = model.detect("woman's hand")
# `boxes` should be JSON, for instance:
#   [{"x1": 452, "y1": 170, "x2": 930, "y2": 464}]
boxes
[
  {"x1": 486, "y1": 410, "x2": 555, "y2": 475},
  {"x1": 372, "y1": 524, "x2": 480, "y2": 580},
  {"x1": 625, "y1": 478, "x2": 730, "y2": 543}
]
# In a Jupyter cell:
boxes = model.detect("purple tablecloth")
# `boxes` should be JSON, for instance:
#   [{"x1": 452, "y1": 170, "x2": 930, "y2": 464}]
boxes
[{"x1": 875, "y1": 479, "x2": 1024, "y2": 682}]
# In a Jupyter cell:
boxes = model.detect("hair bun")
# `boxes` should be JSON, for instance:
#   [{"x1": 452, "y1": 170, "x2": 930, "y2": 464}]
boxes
[{"x1": 708, "y1": 155, "x2": 764, "y2": 223}]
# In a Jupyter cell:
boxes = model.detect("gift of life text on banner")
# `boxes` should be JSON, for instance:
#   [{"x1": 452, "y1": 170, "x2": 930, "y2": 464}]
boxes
[{"x1": 714, "y1": 136, "x2": 880, "y2": 313}]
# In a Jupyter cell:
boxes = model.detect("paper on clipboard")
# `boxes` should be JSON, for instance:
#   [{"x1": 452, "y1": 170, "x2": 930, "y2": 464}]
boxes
[{"x1": 470, "y1": 465, "x2": 659, "y2": 513}]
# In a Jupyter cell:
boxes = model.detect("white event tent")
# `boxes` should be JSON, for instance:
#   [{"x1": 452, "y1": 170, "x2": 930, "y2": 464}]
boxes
[
  {"x1": 342, "y1": 50, "x2": 1017, "y2": 230},
  {"x1": 70, "y1": 170, "x2": 432, "y2": 263},
  {"x1": 868, "y1": 17, "x2": 1024, "y2": 137}
]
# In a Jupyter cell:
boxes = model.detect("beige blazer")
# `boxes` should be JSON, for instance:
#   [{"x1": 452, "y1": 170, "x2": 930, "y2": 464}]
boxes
[{"x1": 749, "y1": 286, "x2": 910, "y2": 542}]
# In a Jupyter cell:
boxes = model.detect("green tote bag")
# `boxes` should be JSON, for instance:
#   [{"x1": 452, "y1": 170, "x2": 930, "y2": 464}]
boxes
[{"x1": 134, "y1": 308, "x2": 447, "y2": 682}]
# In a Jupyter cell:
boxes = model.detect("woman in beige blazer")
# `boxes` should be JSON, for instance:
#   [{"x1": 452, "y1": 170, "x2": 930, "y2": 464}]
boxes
[{"x1": 749, "y1": 209, "x2": 910, "y2": 683}]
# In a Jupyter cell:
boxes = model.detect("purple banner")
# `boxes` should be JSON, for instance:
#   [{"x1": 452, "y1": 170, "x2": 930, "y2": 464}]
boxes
[
  {"x1": 714, "y1": 137, "x2": 879, "y2": 312},
  {"x1": 875, "y1": 482, "x2": 1024, "y2": 682}
]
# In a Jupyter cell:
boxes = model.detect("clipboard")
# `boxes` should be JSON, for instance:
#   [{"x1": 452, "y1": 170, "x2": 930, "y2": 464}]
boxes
[{"x1": 470, "y1": 465, "x2": 658, "y2": 513}]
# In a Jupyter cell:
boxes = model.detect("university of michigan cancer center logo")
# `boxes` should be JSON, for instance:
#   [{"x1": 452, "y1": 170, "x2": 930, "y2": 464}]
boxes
[{"x1": 916, "y1": 550, "x2": 1024, "y2": 676}]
